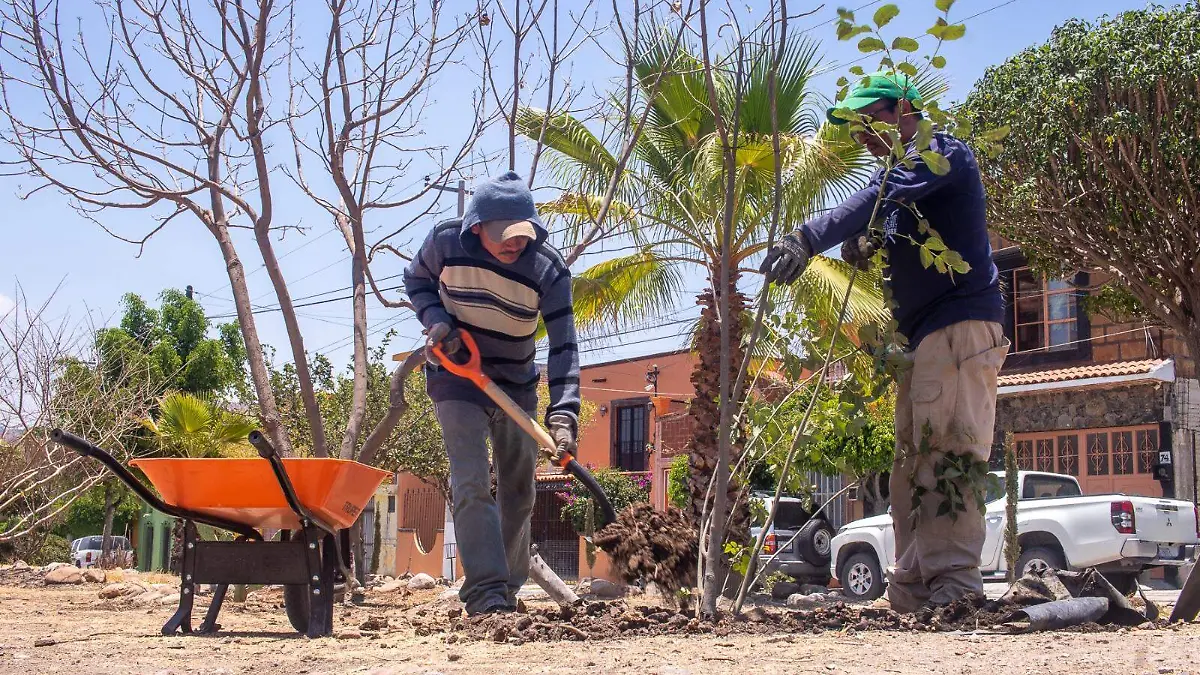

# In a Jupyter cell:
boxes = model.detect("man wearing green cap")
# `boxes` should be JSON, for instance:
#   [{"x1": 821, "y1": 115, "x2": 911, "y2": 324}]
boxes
[{"x1": 761, "y1": 71, "x2": 1009, "y2": 612}]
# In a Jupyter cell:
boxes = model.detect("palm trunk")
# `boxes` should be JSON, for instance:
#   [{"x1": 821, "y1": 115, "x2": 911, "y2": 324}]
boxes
[{"x1": 685, "y1": 275, "x2": 751, "y2": 590}]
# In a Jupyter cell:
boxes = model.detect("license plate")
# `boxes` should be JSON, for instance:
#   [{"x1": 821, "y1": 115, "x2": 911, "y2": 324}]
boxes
[{"x1": 1158, "y1": 544, "x2": 1181, "y2": 559}]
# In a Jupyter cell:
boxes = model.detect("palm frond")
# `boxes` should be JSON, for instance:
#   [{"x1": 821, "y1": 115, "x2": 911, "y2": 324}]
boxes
[
  {"x1": 516, "y1": 107, "x2": 618, "y2": 184},
  {"x1": 741, "y1": 34, "x2": 823, "y2": 136},
  {"x1": 772, "y1": 256, "x2": 889, "y2": 329},
  {"x1": 571, "y1": 249, "x2": 686, "y2": 336}
]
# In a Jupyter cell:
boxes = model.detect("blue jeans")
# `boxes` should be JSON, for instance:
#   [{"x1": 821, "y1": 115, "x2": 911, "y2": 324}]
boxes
[{"x1": 434, "y1": 399, "x2": 538, "y2": 615}]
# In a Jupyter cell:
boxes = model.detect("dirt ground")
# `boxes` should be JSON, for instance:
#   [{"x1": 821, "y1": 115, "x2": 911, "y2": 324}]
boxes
[{"x1": 1, "y1": 579, "x2": 1198, "y2": 675}]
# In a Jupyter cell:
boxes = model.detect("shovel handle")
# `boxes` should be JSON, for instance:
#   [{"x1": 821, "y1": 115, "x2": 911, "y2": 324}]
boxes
[{"x1": 431, "y1": 330, "x2": 487, "y2": 388}]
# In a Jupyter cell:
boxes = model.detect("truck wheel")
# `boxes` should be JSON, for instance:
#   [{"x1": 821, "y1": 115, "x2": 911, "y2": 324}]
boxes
[
  {"x1": 798, "y1": 519, "x2": 836, "y2": 565},
  {"x1": 1016, "y1": 546, "x2": 1066, "y2": 577},
  {"x1": 840, "y1": 552, "x2": 885, "y2": 601}
]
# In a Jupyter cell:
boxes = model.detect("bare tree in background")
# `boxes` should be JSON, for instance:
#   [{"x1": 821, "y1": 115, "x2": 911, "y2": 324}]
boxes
[
  {"x1": 285, "y1": 0, "x2": 489, "y2": 462},
  {"x1": 0, "y1": 288, "x2": 159, "y2": 544},
  {"x1": 0, "y1": 0, "x2": 308, "y2": 455}
]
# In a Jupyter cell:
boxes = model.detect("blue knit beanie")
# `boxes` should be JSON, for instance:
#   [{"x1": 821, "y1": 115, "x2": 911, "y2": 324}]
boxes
[{"x1": 460, "y1": 171, "x2": 544, "y2": 231}]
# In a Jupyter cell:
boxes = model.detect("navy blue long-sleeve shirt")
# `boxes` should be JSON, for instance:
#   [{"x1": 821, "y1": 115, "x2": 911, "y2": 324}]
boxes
[{"x1": 799, "y1": 133, "x2": 1003, "y2": 348}]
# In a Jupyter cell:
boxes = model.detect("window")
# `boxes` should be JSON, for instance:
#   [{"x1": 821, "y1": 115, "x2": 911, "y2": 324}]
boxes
[
  {"x1": 387, "y1": 495, "x2": 396, "y2": 514},
  {"x1": 611, "y1": 398, "x2": 650, "y2": 471},
  {"x1": 1013, "y1": 426, "x2": 1162, "y2": 497},
  {"x1": 1007, "y1": 268, "x2": 1079, "y2": 353},
  {"x1": 1022, "y1": 474, "x2": 1083, "y2": 500}
]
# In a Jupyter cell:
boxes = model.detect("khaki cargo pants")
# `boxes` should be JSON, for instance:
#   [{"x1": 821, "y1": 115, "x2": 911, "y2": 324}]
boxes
[{"x1": 888, "y1": 320, "x2": 1010, "y2": 613}]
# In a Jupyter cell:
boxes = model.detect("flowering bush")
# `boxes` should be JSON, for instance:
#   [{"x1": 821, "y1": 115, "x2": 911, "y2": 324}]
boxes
[{"x1": 557, "y1": 468, "x2": 651, "y2": 535}]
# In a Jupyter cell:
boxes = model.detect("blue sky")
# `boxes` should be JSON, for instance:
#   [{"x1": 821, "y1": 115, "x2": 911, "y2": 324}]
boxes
[{"x1": 1, "y1": 0, "x2": 1174, "y2": 372}]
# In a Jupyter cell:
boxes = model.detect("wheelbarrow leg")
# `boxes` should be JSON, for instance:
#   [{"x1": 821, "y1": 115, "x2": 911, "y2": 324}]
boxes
[
  {"x1": 197, "y1": 584, "x2": 228, "y2": 634},
  {"x1": 302, "y1": 527, "x2": 335, "y2": 638},
  {"x1": 162, "y1": 521, "x2": 199, "y2": 635}
]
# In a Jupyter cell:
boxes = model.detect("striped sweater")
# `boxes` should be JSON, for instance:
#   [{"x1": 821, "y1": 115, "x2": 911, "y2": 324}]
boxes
[{"x1": 403, "y1": 218, "x2": 580, "y2": 425}]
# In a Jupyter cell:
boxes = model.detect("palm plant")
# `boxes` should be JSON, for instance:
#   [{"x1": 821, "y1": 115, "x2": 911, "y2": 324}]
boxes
[
  {"x1": 143, "y1": 392, "x2": 255, "y2": 459},
  {"x1": 518, "y1": 28, "x2": 888, "y2": 543}
]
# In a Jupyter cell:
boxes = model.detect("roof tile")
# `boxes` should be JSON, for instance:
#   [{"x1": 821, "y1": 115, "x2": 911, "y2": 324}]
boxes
[{"x1": 998, "y1": 359, "x2": 1165, "y2": 388}]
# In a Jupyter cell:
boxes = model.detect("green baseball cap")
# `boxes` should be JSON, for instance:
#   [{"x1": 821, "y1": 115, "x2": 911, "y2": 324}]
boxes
[{"x1": 827, "y1": 70, "x2": 922, "y2": 124}]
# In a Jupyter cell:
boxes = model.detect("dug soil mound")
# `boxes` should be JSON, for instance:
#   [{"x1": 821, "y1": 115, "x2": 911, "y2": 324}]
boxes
[
  {"x1": 440, "y1": 594, "x2": 1116, "y2": 643},
  {"x1": 593, "y1": 502, "x2": 697, "y2": 597}
]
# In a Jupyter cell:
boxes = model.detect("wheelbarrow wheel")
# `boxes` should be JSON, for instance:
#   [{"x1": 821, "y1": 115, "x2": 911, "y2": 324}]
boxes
[{"x1": 283, "y1": 584, "x2": 312, "y2": 633}]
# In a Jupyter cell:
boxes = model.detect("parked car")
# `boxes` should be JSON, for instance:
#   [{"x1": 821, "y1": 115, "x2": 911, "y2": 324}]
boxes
[
  {"x1": 750, "y1": 493, "x2": 836, "y2": 584},
  {"x1": 71, "y1": 535, "x2": 133, "y2": 568},
  {"x1": 830, "y1": 470, "x2": 1200, "y2": 601}
]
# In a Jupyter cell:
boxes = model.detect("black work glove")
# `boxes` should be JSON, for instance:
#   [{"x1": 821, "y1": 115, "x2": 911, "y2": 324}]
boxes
[
  {"x1": 759, "y1": 230, "x2": 812, "y2": 285},
  {"x1": 841, "y1": 231, "x2": 882, "y2": 271},
  {"x1": 546, "y1": 412, "x2": 577, "y2": 459},
  {"x1": 424, "y1": 322, "x2": 461, "y2": 367}
]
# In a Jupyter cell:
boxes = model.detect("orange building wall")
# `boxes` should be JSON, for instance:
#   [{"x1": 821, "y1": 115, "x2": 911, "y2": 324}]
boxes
[{"x1": 575, "y1": 350, "x2": 696, "y2": 469}]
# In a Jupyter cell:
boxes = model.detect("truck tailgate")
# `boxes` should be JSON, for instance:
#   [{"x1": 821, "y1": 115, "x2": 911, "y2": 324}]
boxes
[{"x1": 1134, "y1": 499, "x2": 1199, "y2": 543}]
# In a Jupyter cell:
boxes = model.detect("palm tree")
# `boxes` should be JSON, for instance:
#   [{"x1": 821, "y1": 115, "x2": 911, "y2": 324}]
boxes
[
  {"x1": 143, "y1": 392, "x2": 255, "y2": 458},
  {"x1": 518, "y1": 28, "x2": 888, "y2": 549}
]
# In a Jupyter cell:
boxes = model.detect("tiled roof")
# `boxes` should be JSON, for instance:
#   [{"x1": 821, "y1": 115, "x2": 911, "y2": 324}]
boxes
[{"x1": 997, "y1": 359, "x2": 1167, "y2": 388}]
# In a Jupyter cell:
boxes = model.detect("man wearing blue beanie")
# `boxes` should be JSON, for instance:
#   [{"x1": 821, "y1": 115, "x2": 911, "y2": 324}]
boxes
[{"x1": 403, "y1": 171, "x2": 580, "y2": 615}]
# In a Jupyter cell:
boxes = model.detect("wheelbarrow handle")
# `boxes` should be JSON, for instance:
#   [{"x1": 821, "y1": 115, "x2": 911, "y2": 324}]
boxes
[
  {"x1": 51, "y1": 429, "x2": 261, "y2": 540},
  {"x1": 428, "y1": 330, "x2": 617, "y2": 527}
]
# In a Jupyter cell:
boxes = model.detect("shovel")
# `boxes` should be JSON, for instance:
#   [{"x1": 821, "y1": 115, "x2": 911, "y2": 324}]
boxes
[{"x1": 429, "y1": 329, "x2": 617, "y2": 527}]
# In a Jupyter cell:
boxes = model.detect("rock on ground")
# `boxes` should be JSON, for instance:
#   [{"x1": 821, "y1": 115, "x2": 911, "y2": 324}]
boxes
[
  {"x1": 40, "y1": 562, "x2": 69, "y2": 574},
  {"x1": 408, "y1": 573, "x2": 437, "y2": 590},
  {"x1": 377, "y1": 579, "x2": 408, "y2": 593},
  {"x1": 44, "y1": 566, "x2": 83, "y2": 585},
  {"x1": 11, "y1": 560, "x2": 31, "y2": 570},
  {"x1": 81, "y1": 569, "x2": 106, "y2": 584},
  {"x1": 787, "y1": 592, "x2": 826, "y2": 609},
  {"x1": 587, "y1": 579, "x2": 625, "y2": 599},
  {"x1": 99, "y1": 583, "x2": 143, "y2": 599}
]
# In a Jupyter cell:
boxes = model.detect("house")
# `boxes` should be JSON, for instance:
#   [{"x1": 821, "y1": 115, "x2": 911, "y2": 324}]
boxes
[{"x1": 987, "y1": 234, "x2": 1199, "y2": 504}]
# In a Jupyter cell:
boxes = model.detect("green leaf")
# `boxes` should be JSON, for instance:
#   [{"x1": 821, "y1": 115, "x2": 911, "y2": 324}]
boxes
[
  {"x1": 934, "y1": 257, "x2": 948, "y2": 274},
  {"x1": 837, "y1": 7, "x2": 855, "y2": 20},
  {"x1": 917, "y1": 218, "x2": 931, "y2": 234},
  {"x1": 914, "y1": 118, "x2": 934, "y2": 151},
  {"x1": 873, "y1": 4, "x2": 899, "y2": 28},
  {"x1": 980, "y1": 125, "x2": 1012, "y2": 142},
  {"x1": 830, "y1": 107, "x2": 860, "y2": 122},
  {"x1": 935, "y1": 0, "x2": 955, "y2": 11},
  {"x1": 836, "y1": 85, "x2": 850, "y2": 102},
  {"x1": 925, "y1": 236, "x2": 948, "y2": 252},
  {"x1": 928, "y1": 19, "x2": 966, "y2": 40},
  {"x1": 897, "y1": 62, "x2": 918, "y2": 77},
  {"x1": 892, "y1": 37, "x2": 920, "y2": 52},
  {"x1": 919, "y1": 246, "x2": 935, "y2": 268},
  {"x1": 837, "y1": 76, "x2": 849, "y2": 87},
  {"x1": 858, "y1": 37, "x2": 886, "y2": 53},
  {"x1": 849, "y1": 65, "x2": 865, "y2": 76},
  {"x1": 920, "y1": 150, "x2": 951, "y2": 175},
  {"x1": 931, "y1": 55, "x2": 947, "y2": 68},
  {"x1": 952, "y1": 259, "x2": 972, "y2": 274}
]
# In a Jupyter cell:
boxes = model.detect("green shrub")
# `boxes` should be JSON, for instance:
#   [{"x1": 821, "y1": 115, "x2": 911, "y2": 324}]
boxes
[
  {"x1": 666, "y1": 454, "x2": 689, "y2": 511},
  {"x1": 27, "y1": 534, "x2": 71, "y2": 566},
  {"x1": 557, "y1": 469, "x2": 650, "y2": 535}
]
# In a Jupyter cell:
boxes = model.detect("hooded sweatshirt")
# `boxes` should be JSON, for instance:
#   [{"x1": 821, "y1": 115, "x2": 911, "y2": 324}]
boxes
[{"x1": 403, "y1": 171, "x2": 580, "y2": 425}]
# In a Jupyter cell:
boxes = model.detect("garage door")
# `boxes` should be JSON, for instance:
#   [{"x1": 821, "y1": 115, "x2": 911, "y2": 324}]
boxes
[{"x1": 1014, "y1": 425, "x2": 1161, "y2": 498}]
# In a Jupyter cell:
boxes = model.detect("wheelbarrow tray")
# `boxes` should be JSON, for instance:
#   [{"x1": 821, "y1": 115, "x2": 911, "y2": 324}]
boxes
[{"x1": 130, "y1": 458, "x2": 391, "y2": 530}]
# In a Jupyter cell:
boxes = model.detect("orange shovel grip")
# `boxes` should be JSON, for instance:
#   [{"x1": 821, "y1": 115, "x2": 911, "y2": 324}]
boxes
[{"x1": 431, "y1": 330, "x2": 489, "y2": 388}]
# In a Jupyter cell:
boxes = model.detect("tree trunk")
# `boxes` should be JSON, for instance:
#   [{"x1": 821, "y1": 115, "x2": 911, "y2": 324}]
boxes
[
  {"x1": 529, "y1": 544, "x2": 579, "y2": 605},
  {"x1": 685, "y1": 279, "x2": 750, "y2": 592},
  {"x1": 351, "y1": 521, "x2": 367, "y2": 587},
  {"x1": 169, "y1": 518, "x2": 184, "y2": 574},
  {"x1": 100, "y1": 481, "x2": 116, "y2": 568},
  {"x1": 860, "y1": 472, "x2": 888, "y2": 517}
]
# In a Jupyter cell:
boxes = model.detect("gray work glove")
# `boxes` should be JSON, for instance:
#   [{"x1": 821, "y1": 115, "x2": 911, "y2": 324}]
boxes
[
  {"x1": 759, "y1": 230, "x2": 812, "y2": 285},
  {"x1": 841, "y1": 231, "x2": 882, "y2": 271},
  {"x1": 546, "y1": 412, "x2": 577, "y2": 459},
  {"x1": 424, "y1": 322, "x2": 461, "y2": 367}
]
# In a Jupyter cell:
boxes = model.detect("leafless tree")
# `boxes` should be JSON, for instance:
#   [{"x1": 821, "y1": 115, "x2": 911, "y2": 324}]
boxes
[
  {"x1": 0, "y1": 288, "x2": 159, "y2": 544},
  {"x1": 0, "y1": 0, "x2": 310, "y2": 455}
]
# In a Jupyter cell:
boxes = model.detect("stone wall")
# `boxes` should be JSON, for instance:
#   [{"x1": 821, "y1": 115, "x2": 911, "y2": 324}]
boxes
[
  {"x1": 1171, "y1": 378, "x2": 1200, "y2": 503},
  {"x1": 990, "y1": 382, "x2": 1169, "y2": 465}
]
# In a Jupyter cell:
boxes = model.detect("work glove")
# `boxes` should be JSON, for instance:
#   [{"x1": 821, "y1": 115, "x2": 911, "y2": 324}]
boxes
[
  {"x1": 424, "y1": 322, "x2": 461, "y2": 367},
  {"x1": 759, "y1": 230, "x2": 812, "y2": 285},
  {"x1": 840, "y1": 231, "x2": 883, "y2": 271},
  {"x1": 546, "y1": 412, "x2": 577, "y2": 460}
]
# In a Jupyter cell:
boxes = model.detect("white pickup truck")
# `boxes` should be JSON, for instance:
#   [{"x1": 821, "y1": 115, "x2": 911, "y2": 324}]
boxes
[{"x1": 830, "y1": 471, "x2": 1199, "y2": 600}]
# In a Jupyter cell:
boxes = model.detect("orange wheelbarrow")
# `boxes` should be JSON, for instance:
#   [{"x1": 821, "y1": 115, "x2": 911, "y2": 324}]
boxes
[{"x1": 51, "y1": 429, "x2": 389, "y2": 638}]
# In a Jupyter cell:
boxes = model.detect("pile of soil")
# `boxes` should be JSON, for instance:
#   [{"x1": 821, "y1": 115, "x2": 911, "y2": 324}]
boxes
[
  {"x1": 437, "y1": 594, "x2": 1111, "y2": 643},
  {"x1": 593, "y1": 503, "x2": 698, "y2": 598}
]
